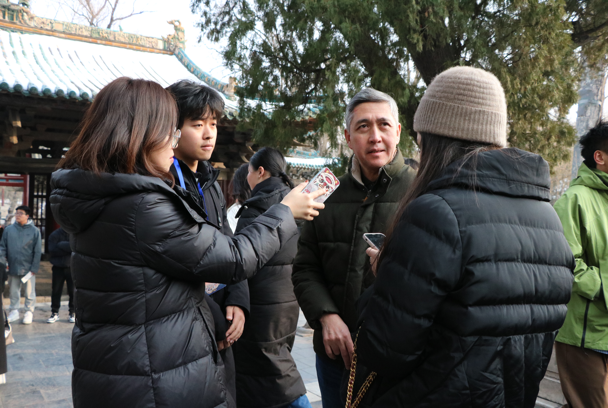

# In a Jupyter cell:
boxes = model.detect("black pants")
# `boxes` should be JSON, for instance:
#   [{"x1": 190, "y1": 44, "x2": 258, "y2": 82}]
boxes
[{"x1": 51, "y1": 266, "x2": 74, "y2": 314}]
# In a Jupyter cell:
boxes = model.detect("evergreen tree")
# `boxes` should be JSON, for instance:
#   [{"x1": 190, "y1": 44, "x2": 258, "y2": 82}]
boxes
[{"x1": 193, "y1": 0, "x2": 607, "y2": 166}]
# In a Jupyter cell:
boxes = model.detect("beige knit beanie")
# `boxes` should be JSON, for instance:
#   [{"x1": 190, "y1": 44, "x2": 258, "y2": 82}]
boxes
[{"x1": 413, "y1": 66, "x2": 507, "y2": 147}]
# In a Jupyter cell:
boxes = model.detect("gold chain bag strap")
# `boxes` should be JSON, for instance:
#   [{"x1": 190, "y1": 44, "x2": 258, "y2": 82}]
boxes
[{"x1": 345, "y1": 329, "x2": 377, "y2": 408}]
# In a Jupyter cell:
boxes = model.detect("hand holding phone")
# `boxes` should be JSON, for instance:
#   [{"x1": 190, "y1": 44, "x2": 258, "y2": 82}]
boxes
[
  {"x1": 363, "y1": 233, "x2": 386, "y2": 250},
  {"x1": 301, "y1": 167, "x2": 340, "y2": 203}
]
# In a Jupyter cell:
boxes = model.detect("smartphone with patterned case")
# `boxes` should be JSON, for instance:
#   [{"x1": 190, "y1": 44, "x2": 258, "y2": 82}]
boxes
[{"x1": 302, "y1": 167, "x2": 340, "y2": 203}]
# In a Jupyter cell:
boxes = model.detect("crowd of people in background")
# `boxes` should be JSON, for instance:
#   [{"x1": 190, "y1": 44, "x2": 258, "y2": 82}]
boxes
[{"x1": 2, "y1": 64, "x2": 608, "y2": 408}]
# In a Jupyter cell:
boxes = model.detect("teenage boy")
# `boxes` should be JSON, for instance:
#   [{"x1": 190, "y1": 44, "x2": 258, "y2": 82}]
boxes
[
  {"x1": 554, "y1": 121, "x2": 608, "y2": 408},
  {"x1": 166, "y1": 80, "x2": 249, "y2": 406},
  {"x1": 0, "y1": 206, "x2": 41, "y2": 325}
]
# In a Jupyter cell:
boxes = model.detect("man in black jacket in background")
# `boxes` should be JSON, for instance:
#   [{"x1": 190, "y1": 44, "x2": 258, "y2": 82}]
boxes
[
  {"x1": 167, "y1": 80, "x2": 249, "y2": 405},
  {"x1": 47, "y1": 227, "x2": 74, "y2": 323}
]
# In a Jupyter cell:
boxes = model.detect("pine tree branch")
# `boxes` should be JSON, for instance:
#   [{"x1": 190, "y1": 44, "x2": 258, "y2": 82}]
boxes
[{"x1": 571, "y1": 19, "x2": 608, "y2": 46}]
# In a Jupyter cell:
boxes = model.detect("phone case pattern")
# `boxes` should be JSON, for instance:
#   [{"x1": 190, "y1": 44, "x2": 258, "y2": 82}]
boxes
[
  {"x1": 205, "y1": 282, "x2": 226, "y2": 295},
  {"x1": 302, "y1": 167, "x2": 340, "y2": 203}
]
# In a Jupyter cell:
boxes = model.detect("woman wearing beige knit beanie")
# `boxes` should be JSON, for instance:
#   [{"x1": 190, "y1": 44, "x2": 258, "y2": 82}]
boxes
[{"x1": 354, "y1": 66, "x2": 574, "y2": 407}]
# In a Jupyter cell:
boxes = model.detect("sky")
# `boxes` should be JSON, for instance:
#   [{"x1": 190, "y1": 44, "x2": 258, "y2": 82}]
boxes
[{"x1": 29, "y1": 0, "x2": 233, "y2": 82}]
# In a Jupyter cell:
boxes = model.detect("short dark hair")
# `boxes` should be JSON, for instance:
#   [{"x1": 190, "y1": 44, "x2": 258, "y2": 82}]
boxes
[
  {"x1": 16, "y1": 205, "x2": 31, "y2": 216},
  {"x1": 580, "y1": 121, "x2": 608, "y2": 169},
  {"x1": 166, "y1": 80, "x2": 225, "y2": 129}
]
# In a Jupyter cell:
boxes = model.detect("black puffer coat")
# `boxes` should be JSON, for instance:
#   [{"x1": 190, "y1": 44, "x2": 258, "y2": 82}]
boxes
[
  {"x1": 233, "y1": 177, "x2": 306, "y2": 408},
  {"x1": 356, "y1": 148, "x2": 574, "y2": 407},
  {"x1": 50, "y1": 169, "x2": 297, "y2": 408}
]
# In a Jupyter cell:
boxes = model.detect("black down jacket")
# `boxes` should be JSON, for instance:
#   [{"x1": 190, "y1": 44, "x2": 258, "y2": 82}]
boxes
[
  {"x1": 356, "y1": 148, "x2": 574, "y2": 408},
  {"x1": 49, "y1": 169, "x2": 298, "y2": 408},
  {"x1": 233, "y1": 177, "x2": 307, "y2": 408}
]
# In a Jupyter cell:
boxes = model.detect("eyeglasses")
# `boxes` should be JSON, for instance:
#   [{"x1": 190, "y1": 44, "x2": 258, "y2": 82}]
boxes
[
  {"x1": 171, "y1": 129, "x2": 181, "y2": 149},
  {"x1": 15, "y1": 211, "x2": 26, "y2": 216}
]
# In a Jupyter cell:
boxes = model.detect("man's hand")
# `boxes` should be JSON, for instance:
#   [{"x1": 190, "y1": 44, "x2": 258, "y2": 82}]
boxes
[
  {"x1": 225, "y1": 306, "x2": 245, "y2": 345},
  {"x1": 320, "y1": 313, "x2": 354, "y2": 369},
  {"x1": 366, "y1": 247, "x2": 380, "y2": 276}
]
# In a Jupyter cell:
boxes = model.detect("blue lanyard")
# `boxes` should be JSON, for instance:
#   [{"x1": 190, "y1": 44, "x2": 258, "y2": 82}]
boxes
[{"x1": 174, "y1": 159, "x2": 209, "y2": 221}]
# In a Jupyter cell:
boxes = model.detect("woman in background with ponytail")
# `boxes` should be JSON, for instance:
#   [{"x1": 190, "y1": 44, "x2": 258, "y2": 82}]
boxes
[{"x1": 233, "y1": 147, "x2": 311, "y2": 408}]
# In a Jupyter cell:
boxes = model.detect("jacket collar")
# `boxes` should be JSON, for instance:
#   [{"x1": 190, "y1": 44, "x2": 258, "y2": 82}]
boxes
[
  {"x1": 14, "y1": 219, "x2": 34, "y2": 229},
  {"x1": 571, "y1": 163, "x2": 608, "y2": 191},
  {"x1": 239, "y1": 177, "x2": 290, "y2": 217},
  {"x1": 170, "y1": 159, "x2": 219, "y2": 192},
  {"x1": 250, "y1": 177, "x2": 288, "y2": 197},
  {"x1": 349, "y1": 149, "x2": 405, "y2": 186},
  {"x1": 197, "y1": 160, "x2": 220, "y2": 190},
  {"x1": 426, "y1": 148, "x2": 551, "y2": 201}
]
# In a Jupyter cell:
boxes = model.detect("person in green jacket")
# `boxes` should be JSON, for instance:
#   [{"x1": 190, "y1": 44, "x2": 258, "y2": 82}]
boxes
[
  {"x1": 292, "y1": 88, "x2": 416, "y2": 408},
  {"x1": 554, "y1": 121, "x2": 608, "y2": 408}
]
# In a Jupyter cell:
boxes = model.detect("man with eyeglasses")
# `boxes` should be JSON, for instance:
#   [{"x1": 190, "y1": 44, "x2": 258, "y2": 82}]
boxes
[
  {"x1": 0, "y1": 206, "x2": 41, "y2": 325},
  {"x1": 166, "y1": 80, "x2": 249, "y2": 406}
]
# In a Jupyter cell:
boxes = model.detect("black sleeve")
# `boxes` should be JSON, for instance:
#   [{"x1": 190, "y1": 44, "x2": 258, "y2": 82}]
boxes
[
  {"x1": 209, "y1": 183, "x2": 251, "y2": 316},
  {"x1": 48, "y1": 231, "x2": 59, "y2": 256},
  {"x1": 206, "y1": 293, "x2": 228, "y2": 341},
  {"x1": 135, "y1": 192, "x2": 298, "y2": 284},
  {"x1": 49, "y1": 231, "x2": 71, "y2": 256},
  {"x1": 57, "y1": 240, "x2": 72, "y2": 254},
  {"x1": 216, "y1": 280, "x2": 251, "y2": 318},
  {"x1": 357, "y1": 194, "x2": 463, "y2": 378}
]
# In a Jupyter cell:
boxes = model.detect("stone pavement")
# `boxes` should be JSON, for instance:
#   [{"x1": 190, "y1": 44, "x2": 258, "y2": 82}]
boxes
[
  {"x1": 0, "y1": 302, "x2": 561, "y2": 408},
  {"x1": 0, "y1": 302, "x2": 72, "y2": 408},
  {"x1": 0, "y1": 304, "x2": 322, "y2": 408}
]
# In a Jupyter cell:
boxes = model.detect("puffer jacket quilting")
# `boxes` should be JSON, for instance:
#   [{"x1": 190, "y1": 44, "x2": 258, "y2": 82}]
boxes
[
  {"x1": 50, "y1": 168, "x2": 297, "y2": 408},
  {"x1": 293, "y1": 150, "x2": 416, "y2": 362},
  {"x1": 233, "y1": 177, "x2": 306, "y2": 408},
  {"x1": 356, "y1": 148, "x2": 575, "y2": 408}
]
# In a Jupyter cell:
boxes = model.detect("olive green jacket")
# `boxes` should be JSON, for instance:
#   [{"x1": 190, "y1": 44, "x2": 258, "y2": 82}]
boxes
[
  {"x1": 555, "y1": 163, "x2": 608, "y2": 350},
  {"x1": 292, "y1": 150, "x2": 416, "y2": 361}
]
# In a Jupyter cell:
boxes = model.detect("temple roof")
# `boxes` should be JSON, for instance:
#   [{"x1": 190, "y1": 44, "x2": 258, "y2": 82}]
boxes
[{"x1": 0, "y1": 3, "x2": 238, "y2": 116}]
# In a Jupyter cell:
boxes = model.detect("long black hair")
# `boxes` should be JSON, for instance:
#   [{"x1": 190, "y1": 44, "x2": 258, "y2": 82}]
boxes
[
  {"x1": 378, "y1": 132, "x2": 500, "y2": 268},
  {"x1": 230, "y1": 163, "x2": 251, "y2": 204},
  {"x1": 249, "y1": 147, "x2": 294, "y2": 188}
]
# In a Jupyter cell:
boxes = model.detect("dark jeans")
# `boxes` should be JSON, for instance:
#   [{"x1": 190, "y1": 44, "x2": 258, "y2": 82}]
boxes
[
  {"x1": 51, "y1": 266, "x2": 74, "y2": 314},
  {"x1": 316, "y1": 355, "x2": 345, "y2": 408}
]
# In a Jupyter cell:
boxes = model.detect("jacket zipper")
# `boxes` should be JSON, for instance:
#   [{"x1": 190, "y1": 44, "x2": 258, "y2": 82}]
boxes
[
  {"x1": 581, "y1": 299, "x2": 591, "y2": 348},
  {"x1": 213, "y1": 187, "x2": 222, "y2": 228}
]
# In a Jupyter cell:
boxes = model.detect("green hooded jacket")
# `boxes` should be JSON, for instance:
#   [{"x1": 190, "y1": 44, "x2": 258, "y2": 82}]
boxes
[{"x1": 555, "y1": 163, "x2": 608, "y2": 350}]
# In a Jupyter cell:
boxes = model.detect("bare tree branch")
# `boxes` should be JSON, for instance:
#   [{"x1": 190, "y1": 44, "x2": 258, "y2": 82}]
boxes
[
  {"x1": 59, "y1": 0, "x2": 145, "y2": 29},
  {"x1": 106, "y1": 0, "x2": 146, "y2": 29}
]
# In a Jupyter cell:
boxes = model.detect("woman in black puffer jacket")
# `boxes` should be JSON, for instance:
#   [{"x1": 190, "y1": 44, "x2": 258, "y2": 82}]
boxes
[
  {"x1": 49, "y1": 78, "x2": 325, "y2": 408},
  {"x1": 233, "y1": 148, "x2": 310, "y2": 408},
  {"x1": 355, "y1": 67, "x2": 575, "y2": 408}
]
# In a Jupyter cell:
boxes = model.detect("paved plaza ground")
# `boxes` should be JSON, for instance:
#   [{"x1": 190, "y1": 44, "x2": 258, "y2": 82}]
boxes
[
  {"x1": 0, "y1": 296, "x2": 561, "y2": 408},
  {"x1": 0, "y1": 301, "x2": 322, "y2": 408}
]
